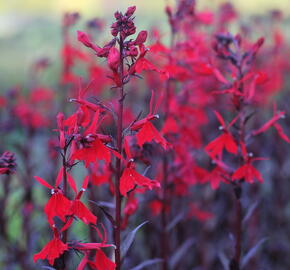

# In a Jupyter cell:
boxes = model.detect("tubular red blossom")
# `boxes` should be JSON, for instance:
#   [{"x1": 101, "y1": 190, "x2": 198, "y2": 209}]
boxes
[
  {"x1": 34, "y1": 226, "x2": 69, "y2": 265},
  {"x1": 71, "y1": 138, "x2": 112, "y2": 167},
  {"x1": 232, "y1": 163, "x2": 263, "y2": 183},
  {"x1": 107, "y1": 47, "x2": 120, "y2": 71},
  {"x1": 70, "y1": 199, "x2": 97, "y2": 225},
  {"x1": 134, "y1": 30, "x2": 148, "y2": 45},
  {"x1": 120, "y1": 167, "x2": 160, "y2": 197},
  {"x1": 188, "y1": 204, "x2": 214, "y2": 222},
  {"x1": 274, "y1": 123, "x2": 290, "y2": 143},
  {"x1": 136, "y1": 121, "x2": 169, "y2": 149},
  {"x1": 89, "y1": 249, "x2": 116, "y2": 270},
  {"x1": 45, "y1": 191, "x2": 72, "y2": 225},
  {"x1": 205, "y1": 133, "x2": 238, "y2": 158},
  {"x1": 125, "y1": 6, "x2": 136, "y2": 17},
  {"x1": 77, "y1": 31, "x2": 93, "y2": 47},
  {"x1": 252, "y1": 111, "x2": 285, "y2": 136}
]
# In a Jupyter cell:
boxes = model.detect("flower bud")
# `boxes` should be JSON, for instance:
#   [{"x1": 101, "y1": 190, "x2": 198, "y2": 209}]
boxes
[
  {"x1": 134, "y1": 30, "x2": 148, "y2": 45},
  {"x1": 108, "y1": 47, "x2": 120, "y2": 71},
  {"x1": 57, "y1": 112, "x2": 64, "y2": 131},
  {"x1": 77, "y1": 31, "x2": 93, "y2": 48},
  {"x1": 125, "y1": 6, "x2": 136, "y2": 17}
]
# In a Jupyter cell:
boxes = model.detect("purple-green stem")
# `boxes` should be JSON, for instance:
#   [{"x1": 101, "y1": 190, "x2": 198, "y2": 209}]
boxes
[
  {"x1": 115, "y1": 35, "x2": 125, "y2": 270},
  {"x1": 230, "y1": 67, "x2": 245, "y2": 270},
  {"x1": 160, "y1": 29, "x2": 175, "y2": 270}
]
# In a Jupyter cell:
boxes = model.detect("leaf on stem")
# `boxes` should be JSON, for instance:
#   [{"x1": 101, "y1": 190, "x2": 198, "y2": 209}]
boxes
[
  {"x1": 169, "y1": 238, "x2": 195, "y2": 269},
  {"x1": 241, "y1": 238, "x2": 268, "y2": 269},
  {"x1": 121, "y1": 221, "x2": 148, "y2": 260},
  {"x1": 129, "y1": 258, "x2": 163, "y2": 270}
]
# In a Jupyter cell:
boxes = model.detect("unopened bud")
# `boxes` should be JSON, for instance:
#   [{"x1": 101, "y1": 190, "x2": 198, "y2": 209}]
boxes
[
  {"x1": 134, "y1": 30, "x2": 148, "y2": 45},
  {"x1": 77, "y1": 31, "x2": 93, "y2": 48},
  {"x1": 125, "y1": 6, "x2": 136, "y2": 17},
  {"x1": 57, "y1": 112, "x2": 64, "y2": 130},
  {"x1": 107, "y1": 47, "x2": 120, "y2": 71}
]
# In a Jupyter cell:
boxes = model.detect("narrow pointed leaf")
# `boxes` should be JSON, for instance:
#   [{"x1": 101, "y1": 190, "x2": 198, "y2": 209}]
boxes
[
  {"x1": 218, "y1": 251, "x2": 229, "y2": 270},
  {"x1": 169, "y1": 238, "x2": 195, "y2": 269},
  {"x1": 166, "y1": 211, "x2": 184, "y2": 232},
  {"x1": 121, "y1": 221, "x2": 148, "y2": 260},
  {"x1": 241, "y1": 238, "x2": 268, "y2": 269},
  {"x1": 242, "y1": 201, "x2": 258, "y2": 227},
  {"x1": 129, "y1": 258, "x2": 163, "y2": 270}
]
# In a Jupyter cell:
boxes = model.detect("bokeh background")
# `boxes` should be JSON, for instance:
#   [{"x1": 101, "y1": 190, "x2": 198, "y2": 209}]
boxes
[{"x1": 0, "y1": 0, "x2": 290, "y2": 89}]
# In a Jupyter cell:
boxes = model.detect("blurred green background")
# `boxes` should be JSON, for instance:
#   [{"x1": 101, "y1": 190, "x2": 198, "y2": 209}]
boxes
[{"x1": 0, "y1": 0, "x2": 289, "y2": 90}]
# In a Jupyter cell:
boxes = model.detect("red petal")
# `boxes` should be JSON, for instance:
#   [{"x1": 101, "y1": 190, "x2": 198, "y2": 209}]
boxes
[
  {"x1": 34, "y1": 176, "x2": 53, "y2": 189},
  {"x1": 67, "y1": 173, "x2": 78, "y2": 194},
  {"x1": 71, "y1": 200, "x2": 97, "y2": 225},
  {"x1": 89, "y1": 249, "x2": 116, "y2": 270},
  {"x1": 34, "y1": 237, "x2": 68, "y2": 265},
  {"x1": 136, "y1": 121, "x2": 168, "y2": 149}
]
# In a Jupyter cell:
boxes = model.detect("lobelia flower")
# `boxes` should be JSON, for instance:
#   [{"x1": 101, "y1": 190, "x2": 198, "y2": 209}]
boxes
[
  {"x1": 70, "y1": 109, "x2": 121, "y2": 167},
  {"x1": 232, "y1": 155, "x2": 266, "y2": 184},
  {"x1": 205, "y1": 110, "x2": 238, "y2": 159},
  {"x1": 34, "y1": 225, "x2": 68, "y2": 265},
  {"x1": 252, "y1": 109, "x2": 285, "y2": 136},
  {"x1": 120, "y1": 138, "x2": 160, "y2": 197},
  {"x1": 188, "y1": 203, "x2": 214, "y2": 222},
  {"x1": 88, "y1": 249, "x2": 116, "y2": 270},
  {"x1": 130, "y1": 90, "x2": 169, "y2": 149},
  {"x1": 72, "y1": 241, "x2": 116, "y2": 270},
  {"x1": 69, "y1": 176, "x2": 97, "y2": 225},
  {"x1": 205, "y1": 165, "x2": 230, "y2": 190},
  {"x1": 34, "y1": 167, "x2": 72, "y2": 226},
  {"x1": 61, "y1": 176, "x2": 97, "y2": 232}
]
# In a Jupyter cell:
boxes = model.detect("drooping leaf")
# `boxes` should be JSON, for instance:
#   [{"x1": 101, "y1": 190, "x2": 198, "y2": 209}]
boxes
[
  {"x1": 242, "y1": 201, "x2": 259, "y2": 227},
  {"x1": 241, "y1": 238, "x2": 268, "y2": 269},
  {"x1": 129, "y1": 258, "x2": 163, "y2": 270},
  {"x1": 169, "y1": 238, "x2": 195, "y2": 269},
  {"x1": 121, "y1": 221, "x2": 148, "y2": 260},
  {"x1": 218, "y1": 251, "x2": 229, "y2": 270},
  {"x1": 166, "y1": 211, "x2": 184, "y2": 232}
]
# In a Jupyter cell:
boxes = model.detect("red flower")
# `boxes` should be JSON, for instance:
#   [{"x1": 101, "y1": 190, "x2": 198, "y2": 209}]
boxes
[
  {"x1": 34, "y1": 226, "x2": 68, "y2": 265},
  {"x1": 205, "y1": 133, "x2": 238, "y2": 158},
  {"x1": 120, "y1": 166, "x2": 160, "y2": 197},
  {"x1": 136, "y1": 121, "x2": 169, "y2": 149},
  {"x1": 149, "y1": 199, "x2": 163, "y2": 216},
  {"x1": 88, "y1": 249, "x2": 116, "y2": 270},
  {"x1": 71, "y1": 199, "x2": 97, "y2": 225},
  {"x1": 71, "y1": 138, "x2": 112, "y2": 167},
  {"x1": 130, "y1": 91, "x2": 169, "y2": 149},
  {"x1": 34, "y1": 168, "x2": 72, "y2": 225},
  {"x1": 205, "y1": 111, "x2": 238, "y2": 158},
  {"x1": 252, "y1": 110, "x2": 285, "y2": 136},
  {"x1": 107, "y1": 47, "x2": 120, "y2": 71},
  {"x1": 232, "y1": 163, "x2": 263, "y2": 183},
  {"x1": 205, "y1": 166, "x2": 229, "y2": 190},
  {"x1": 188, "y1": 204, "x2": 214, "y2": 222},
  {"x1": 44, "y1": 190, "x2": 72, "y2": 225}
]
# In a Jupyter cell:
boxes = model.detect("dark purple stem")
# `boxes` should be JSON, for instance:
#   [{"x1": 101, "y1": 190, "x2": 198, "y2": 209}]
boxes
[{"x1": 115, "y1": 35, "x2": 125, "y2": 270}]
